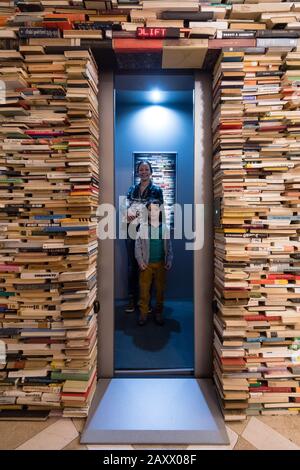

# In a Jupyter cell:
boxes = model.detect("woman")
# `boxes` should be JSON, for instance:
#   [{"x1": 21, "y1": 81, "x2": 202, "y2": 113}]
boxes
[{"x1": 125, "y1": 160, "x2": 163, "y2": 313}]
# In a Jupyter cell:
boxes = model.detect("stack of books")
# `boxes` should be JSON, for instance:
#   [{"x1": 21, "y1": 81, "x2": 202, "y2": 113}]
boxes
[
  {"x1": 4, "y1": 0, "x2": 127, "y2": 48},
  {"x1": 0, "y1": 48, "x2": 99, "y2": 418},
  {"x1": 0, "y1": 0, "x2": 298, "y2": 47},
  {"x1": 213, "y1": 49, "x2": 300, "y2": 421},
  {"x1": 0, "y1": 0, "x2": 16, "y2": 48}
]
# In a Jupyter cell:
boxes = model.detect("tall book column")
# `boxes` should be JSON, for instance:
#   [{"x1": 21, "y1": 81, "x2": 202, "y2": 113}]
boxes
[
  {"x1": 0, "y1": 49, "x2": 99, "y2": 419},
  {"x1": 213, "y1": 50, "x2": 300, "y2": 421}
]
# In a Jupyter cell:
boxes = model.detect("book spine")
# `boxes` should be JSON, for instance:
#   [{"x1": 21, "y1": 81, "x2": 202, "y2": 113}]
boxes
[
  {"x1": 74, "y1": 22, "x2": 113, "y2": 30},
  {"x1": 160, "y1": 11, "x2": 213, "y2": 21},
  {"x1": 76, "y1": 39, "x2": 112, "y2": 48},
  {"x1": 18, "y1": 27, "x2": 61, "y2": 39},
  {"x1": 257, "y1": 38, "x2": 298, "y2": 48},
  {"x1": 0, "y1": 38, "x2": 19, "y2": 49},
  {"x1": 17, "y1": 2, "x2": 44, "y2": 12},
  {"x1": 221, "y1": 31, "x2": 256, "y2": 39},
  {"x1": 256, "y1": 30, "x2": 300, "y2": 39},
  {"x1": 255, "y1": 71, "x2": 283, "y2": 77}
]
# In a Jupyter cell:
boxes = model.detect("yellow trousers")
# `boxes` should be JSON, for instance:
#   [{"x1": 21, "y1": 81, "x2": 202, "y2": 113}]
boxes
[{"x1": 139, "y1": 261, "x2": 166, "y2": 316}]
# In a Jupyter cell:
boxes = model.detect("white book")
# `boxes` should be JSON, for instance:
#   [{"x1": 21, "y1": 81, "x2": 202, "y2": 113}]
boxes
[
  {"x1": 264, "y1": 403, "x2": 300, "y2": 409},
  {"x1": 20, "y1": 272, "x2": 59, "y2": 280},
  {"x1": 8, "y1": 369, "x2": 49, "y2": 378},
  {"x1": 142, "y1": 1, "x2": 199, "y2": 11},
  {"x1": 190, "y1": 21, "x2": 228, "y2": 30},
  {"x1": 0, "y1": 397, "x2": 16, "y2": 404}
]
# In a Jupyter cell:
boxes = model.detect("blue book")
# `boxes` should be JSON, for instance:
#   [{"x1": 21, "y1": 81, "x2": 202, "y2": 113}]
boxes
[
  {"x1": 262, "y1": 337, "x2": 285, "y2": 343},
  {"x1": 268, "y1": 216, "x2": 291, "y2": 220},
  {"x1": 246, "y1": 337, "x2": 264, "y2": 343},
  {"x1": 43, "y1": 226, "x2": 89, "y2": 232},
  {"x1": 34, "y1": 215, "x2": 67, "y2": 220}
]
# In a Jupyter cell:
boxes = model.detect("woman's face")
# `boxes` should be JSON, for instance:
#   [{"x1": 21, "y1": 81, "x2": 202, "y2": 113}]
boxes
[{"x1": 138, "y1": 163, "x2": 151, "y2": 182}]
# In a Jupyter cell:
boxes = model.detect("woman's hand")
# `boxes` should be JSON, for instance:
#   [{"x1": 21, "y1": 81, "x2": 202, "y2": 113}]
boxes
[
  {"x1": 127, "y1": 208, "x2": 136, "y2": 222},
  {"x1": 140, "y1": 262, "x2": 148, "y2": 271}
]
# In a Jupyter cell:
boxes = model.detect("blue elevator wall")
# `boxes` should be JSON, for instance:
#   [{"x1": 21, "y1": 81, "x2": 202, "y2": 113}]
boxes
[{"x1": 115, "y1": 96, "x2": 194, "y2": 300}]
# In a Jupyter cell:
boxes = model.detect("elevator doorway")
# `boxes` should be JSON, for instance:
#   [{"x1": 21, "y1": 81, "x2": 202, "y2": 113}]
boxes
[
  {"x1": 81, "y1": 71, "x2": 229, "y2": 445},
  {"x1": 114, "y1": 73, "x2": 194, "y2": 373}
]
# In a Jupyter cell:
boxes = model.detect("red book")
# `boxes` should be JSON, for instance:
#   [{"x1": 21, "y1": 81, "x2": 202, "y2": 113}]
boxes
[
  {"x1": 224, "y1": 287, "x2": 247, "y2": 291},
  {"x1": 270, "y1": 387, "x2": 292, "y2": 393},
  {"x1": 220, "y1": 124, "x2": 243, "y2": 130},
  {"x1": 245, "y1": 315, "x2": 281, "y2": 321},
  {"x1": 25, "y1": 130, "x2": 65, "y2": 136},
  {"x1": 19, "y1": 101, "x2": 30, "y2": 110},
  {"x1": 252, "y1": 386, "x2": 292, "y2": 393},
  {"x1": 250, "y1": 386, "x2": 270, "y2": 392},
  {"x1": 250, "y1": 279, "x2": 275, "y2": 285},
  {"x1": 44, "y1": 13, "x2": 86, "y2": 22},
  {"x1": 113, "y1": 38, "x2": 163, "y2": 53},
  {"x1": 0, "y1": 16, "x2": 8, "y2": 27},
  {"x1": 221, "y1": 358, "x2": 245, "y2": 366},
  {"x1": 42, "y1": 20, "x2": 73, "y2": 31},
  {"x1": 9, "y1": 360, "x2": 26, "y2": 369},
  {"x1": 267, "y1": 274, "x2": 295, "y2": 280}
]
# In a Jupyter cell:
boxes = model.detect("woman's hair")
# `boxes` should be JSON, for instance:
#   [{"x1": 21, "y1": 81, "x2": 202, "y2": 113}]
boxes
[{"x1": 136, "y1": 160, "x2": 153, "y2": 174}]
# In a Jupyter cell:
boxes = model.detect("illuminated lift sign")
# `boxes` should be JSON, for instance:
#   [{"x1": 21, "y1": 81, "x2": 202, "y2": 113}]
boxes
[{"x1": 136, "y1": 27, "x2": 180, "y2": 39}]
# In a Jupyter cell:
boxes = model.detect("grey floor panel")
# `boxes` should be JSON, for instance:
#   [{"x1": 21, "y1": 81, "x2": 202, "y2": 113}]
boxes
[{"x1": 81, "y1": 378, "x2": 229, "y2": 445}]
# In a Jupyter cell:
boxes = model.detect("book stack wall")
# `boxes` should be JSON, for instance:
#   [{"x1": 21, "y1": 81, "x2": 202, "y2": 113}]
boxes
[
  {"x1": 0, "y1": 0, "x2": 16, "y2": 48},
  {"x1": 6, "y1": 0, "x2": 127, "y2": 48},
  {"x1": 212, "y1": 48, "x2": 300, "y2": 421},
  {"x1": 0, "y1": 48, "x2": 99, "y2": 419},
  {"x1": 2, "y1": 0, "x2": 300, "y2": 48}
]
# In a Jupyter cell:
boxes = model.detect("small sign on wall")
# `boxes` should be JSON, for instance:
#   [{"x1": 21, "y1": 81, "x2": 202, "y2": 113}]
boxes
[{"x1": 136, "y1": 27, "x2": 180, "y2": 39}]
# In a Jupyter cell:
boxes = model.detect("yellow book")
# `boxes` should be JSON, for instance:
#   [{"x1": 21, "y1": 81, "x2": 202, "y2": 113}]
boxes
[{"x1": 223, "y1": 228, "x2": 247, "y2": 233}]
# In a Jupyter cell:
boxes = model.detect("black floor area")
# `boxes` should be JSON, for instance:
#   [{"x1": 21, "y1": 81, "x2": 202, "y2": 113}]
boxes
[{"x1": 114, "y1": 300, "x2": 194, "y2": 370}]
